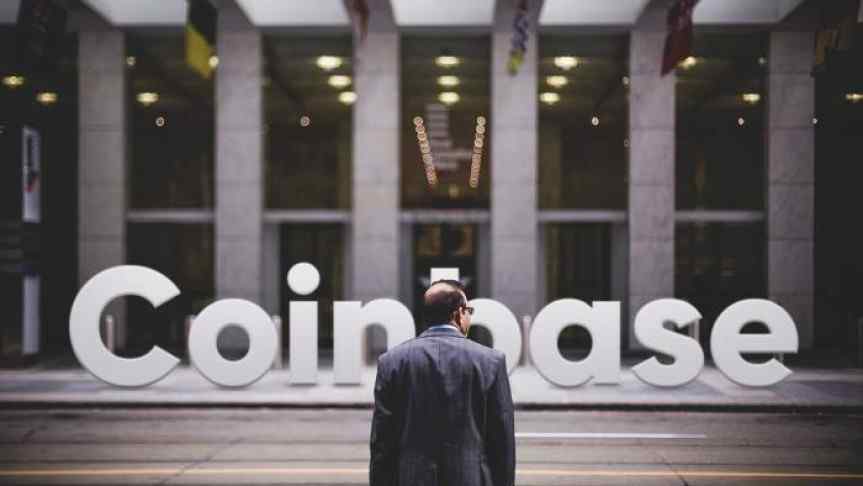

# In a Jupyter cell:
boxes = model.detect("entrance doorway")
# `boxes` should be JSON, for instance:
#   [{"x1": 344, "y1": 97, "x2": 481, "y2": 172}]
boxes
[
  {"x1": 278, "y1": 224, "x2": 345, "y2": 352},
  {"x1": 412, "y1": 223, "x2": 479, "y2": 330}
]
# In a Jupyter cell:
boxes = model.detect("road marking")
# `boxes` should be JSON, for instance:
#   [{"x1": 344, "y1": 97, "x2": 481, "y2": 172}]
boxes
[
  {"x1": 1, "y1": 467, "x2": 862, "y2": 480},
  {"x1": 516, "y1": 432, "x2": 707, "y2": 439}
]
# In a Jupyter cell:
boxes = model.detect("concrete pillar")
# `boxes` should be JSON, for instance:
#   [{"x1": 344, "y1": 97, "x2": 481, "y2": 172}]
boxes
[
  {"x1": 767, "y1": 29, "x2": 815, "y2": 349},
  {"x1": 350, "y1": 0, "x2": 400, "y2": 303},
  {"x1": 78, "y1": 15, "x2": 127, "y2": 348},
  {"x1": 491, "y1": 0, "x2": 541, "y2": 320},
  {"x1": 627, "y1": 0, "x2": 676, "y2": 349},
  {"x1": 215, "y1": 3, "x2": 263, "y2": 314}
]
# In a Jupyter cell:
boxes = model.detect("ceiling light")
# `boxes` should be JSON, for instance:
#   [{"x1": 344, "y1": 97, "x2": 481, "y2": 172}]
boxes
[
  {"x1": 35, "y1": 92, "x2": 58, "y2": 105},
  {"x1": 553, "y1": 56, "x2": 578, "y2": 70},
  {"x1": 338, "y1": 91, "x2": 357, "y2": 105},
  {"x1": 680, "y1": 56, "x2": 698, "y2": 69},
  {"x1": 328, "y1": 75, "x2": 352, "y2": 89},
  {"x1": 846, "y1": 93, "x2": 863, "y2": 103},
  {"x1": 437, "y1": 75, "x2": 460, "y2": 87},
  {"x1": 2, "y1": 75, "x2": 25, "y2": 88},
  {"x1": 546, "y1": 75, "x2": 567, "y2": 88},
  {"x1": 435, "y1": 55, "x2": 460, "y2": 68},
  {"x1": 126, "y1": 56, "x2": 136, "y2": 67},
  {"x1": 300, "y1": 115, "x2": 311, "y2": 127},
  {"x1": 136, "y1": 92, "x2": 159, "y2": 106},
  {"x1": 737, "y1": 117, "x2": 745, "y2": 126},
  {"x1": 758, "y1": 56, "x2": 767, "y2": 66},
  {"x1": 539, "y1": 92, "x2": 560, "y2": 105},
  {"x1": 622, "y1": 76, "x2": 630, "y2": 86},
  {"x1": 155, "y1": 116, "x2": 166, "y2": 127},
  {"x1": 591, "y1": 115, "x2": 600, "y2": 126},
  {"x1": 209, "y1": 55, "x2": 219, "y2": 68},
  {"x1": 438, "y1": 92, "x2": 460, "y2": 105},
  {"x1": 741, "y1": 93, "x2": 761, "y2": 104},
  {"x1": 812, "y1": 117, "x2": 818, "y2": 125},
  {"x1": 316, "y1": 55, "x2": 343, "y2": 71}
]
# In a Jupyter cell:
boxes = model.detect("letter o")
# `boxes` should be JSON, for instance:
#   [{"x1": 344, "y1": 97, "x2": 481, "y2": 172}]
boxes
[{"x1": 188, "y1": 299, "x2": 278, "y2": 388}]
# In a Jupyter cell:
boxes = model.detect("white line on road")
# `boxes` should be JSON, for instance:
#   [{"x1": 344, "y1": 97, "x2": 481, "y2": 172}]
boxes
[{"x1": 516, "y1": 432, "x2": 707, "y2": 439}]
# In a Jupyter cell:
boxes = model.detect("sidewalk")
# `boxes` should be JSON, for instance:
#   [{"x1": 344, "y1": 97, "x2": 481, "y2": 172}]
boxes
[{"x1": 1, "y1": 359, "x2": 862, "y2": 411}]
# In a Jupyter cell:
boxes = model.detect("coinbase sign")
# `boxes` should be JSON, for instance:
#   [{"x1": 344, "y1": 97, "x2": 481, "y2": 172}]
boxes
[{"x1": 69, "y1": 265, "x2": 798, "y2": 389}]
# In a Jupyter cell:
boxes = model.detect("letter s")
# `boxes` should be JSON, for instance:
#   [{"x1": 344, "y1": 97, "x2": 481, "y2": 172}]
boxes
[{"x1": 69, "y1": 265, "x2": 181, "y2": 387}]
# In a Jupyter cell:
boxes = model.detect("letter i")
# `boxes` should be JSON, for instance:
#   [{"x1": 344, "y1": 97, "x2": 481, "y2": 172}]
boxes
[{"x1": 287, "y1": 262, "x2": 320, "y2": 384}]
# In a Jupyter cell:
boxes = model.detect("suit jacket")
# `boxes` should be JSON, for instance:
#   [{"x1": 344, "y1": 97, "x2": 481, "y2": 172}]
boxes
[{"x1": 370, "y1": 324, "x2": 515, "y2": 486}]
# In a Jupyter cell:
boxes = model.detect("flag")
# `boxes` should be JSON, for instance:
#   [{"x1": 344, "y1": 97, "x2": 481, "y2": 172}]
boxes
[
  {"x1": 507, "y1": 0, "x2": 530, "y2": 75},
  {"x1": 814, "y1": 0, "x2": 859, "y2": 75},
  {"x1": 186, "y1": 0, "x2": 217, "y2": 79},
  {"x1": 343, "y1": 0, "x2": 370, "y2": 42},
  {"x1": 661, "y1": 0, "x2": 699, "y2": 76},
  {"x1": 15, "y1": 0, "x2": 67, "y2": 74}
]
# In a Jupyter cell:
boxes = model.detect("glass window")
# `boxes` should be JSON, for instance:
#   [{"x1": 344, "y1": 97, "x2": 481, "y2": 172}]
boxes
[
  {"x1": 538, "y1": 34, "x2": 628, "y2": 210},
  {"x1": 126, "y1": 224, "x2": 214, "y2": 355},
  {"x1": 128, "y1": 33, "x2": 214, "y2": 209},
  {"x1": 279, "y1": 224, "x2": 344, "y2": 349},
  {"x1": 401, "y1": 36, "x2": 491, "y2": 209},
  {"x1": 264, "y1": 35, "x2": 352, "y2": 209},
  {"x1": 675, "y1": 222, "x2": 765, "y2": 346},
  {"x1": 1, "y1": 27, "x2": 79, "y2": 356},
  {"x1": 676, "y1": 33, "x2": 767, "y2": 210},
  {"x1": 813, "y1": 23, "x2": 863, "y2": 350}
]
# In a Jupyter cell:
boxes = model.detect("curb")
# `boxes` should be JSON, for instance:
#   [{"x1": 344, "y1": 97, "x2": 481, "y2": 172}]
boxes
[{"x1": 1, "y1": 401, "x2": 862, "y2": 414}]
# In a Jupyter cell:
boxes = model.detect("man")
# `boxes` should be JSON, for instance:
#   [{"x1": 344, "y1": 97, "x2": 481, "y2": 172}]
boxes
[{"x1": 370, "y1": 279, "x2": 515, "y2": 486}]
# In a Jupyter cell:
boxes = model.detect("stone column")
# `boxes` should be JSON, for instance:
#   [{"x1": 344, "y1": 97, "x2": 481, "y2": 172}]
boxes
[
  {"x1": 491, "y1": 0, "x2": 541, "y2": 320},
  {"x1": 215, "y1": 2, "x2": 263, "y2": 314},
  {"x1": 350, "y1": 0, "x2": 400, "y2": 303},
  {"x1": 78, "y1": 14, "x2": 127, "y2": 348},
  {"x1": 628, "y1": 0, "x2": 676, "y2": 349},
  {"x1": 767, "y1": 29, "x2": 815, "y2": 349}
]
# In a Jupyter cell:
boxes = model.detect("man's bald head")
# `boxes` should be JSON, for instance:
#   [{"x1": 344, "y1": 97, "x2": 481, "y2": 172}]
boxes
[{"x1": 423, "y1": 279, "x2": 466, "y2": 326}]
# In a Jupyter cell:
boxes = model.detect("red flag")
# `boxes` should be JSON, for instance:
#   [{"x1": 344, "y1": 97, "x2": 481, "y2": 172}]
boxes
[
  {"x1": 343, "y1": 0, "x2": 369, "y2": 42},
  {"x1": 661, "y1": 0, "x2": 699, "y2": 76}
]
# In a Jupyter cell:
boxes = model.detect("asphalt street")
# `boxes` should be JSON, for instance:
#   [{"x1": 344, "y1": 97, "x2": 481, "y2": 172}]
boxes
[{"x1": 0, "y1": 408, "x2": 861, "y2": 485}]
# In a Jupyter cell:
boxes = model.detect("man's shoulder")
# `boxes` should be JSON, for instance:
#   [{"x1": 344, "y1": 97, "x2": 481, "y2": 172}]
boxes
[{"x1": 380, "y1": 334, "x2": 504, "y2": 365}]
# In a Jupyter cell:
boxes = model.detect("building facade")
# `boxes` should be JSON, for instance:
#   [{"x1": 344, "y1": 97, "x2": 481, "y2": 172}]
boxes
[{"x1": 1, "y1": 0, "x2": 862, "y2": 362}]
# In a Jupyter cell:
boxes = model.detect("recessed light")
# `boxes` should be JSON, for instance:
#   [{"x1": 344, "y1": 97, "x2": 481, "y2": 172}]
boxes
[
  {"x1": 741, "y1": 93, "x2": 761, "y2": 104},
  {"x1": 136, "y1": 92, "x2": 159, "y2": 106},
  {"x1": 680, "y1": 56, "x2": 698, "y2": 69},
  {"x1": 435, "y1": 56, "x2": 460, "y2": 68},
  {"x1": 546, "y1": 75, "x2": 567, "y2": 88},
  {"x1": 437, "y1": 75, "x2": 460, "y2": 87},
  {"x1": 2, "y1": 75, "x2": 25, "y2": 88},
  {"x1": 36, "y1": 92, "x2": 58, "y2": 105},
  {"x1": 338, "y1": 91, "x2": 357, "y2": 105},
  {"x1": 300, "y1": 115, "x2": 311, "y2": 127},
  {"x1": 438, "y1": 92, "x2": 460, "y2": 105},
  {"x1": 539, "y1": 92, "x2": 560, "y2": 105},
  {"x1": 553, "y1": 56, "x2": 578, "y2": 70},
  {"x1": 329, "y1": 75, "x2": 352, "y2": 89},
  {"x1": 591, "y1": 115, "x2": 600, "y2": 126},
  {"x1": 209, "y1": 56, "x2": 219, "y2": 68},
  {"x1": 316, "y1": 55, "x2": 343, "y2": 71}
]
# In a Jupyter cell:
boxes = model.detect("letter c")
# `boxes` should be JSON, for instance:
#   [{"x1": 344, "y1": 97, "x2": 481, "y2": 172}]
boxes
[{"x1": 69, "y1": 265, "x2": 181, "y2": 387}]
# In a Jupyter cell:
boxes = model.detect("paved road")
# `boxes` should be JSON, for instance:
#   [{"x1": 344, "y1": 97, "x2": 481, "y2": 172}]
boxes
[{"x1": 0, "y1": 408, "x2": 861, "y2": 485}]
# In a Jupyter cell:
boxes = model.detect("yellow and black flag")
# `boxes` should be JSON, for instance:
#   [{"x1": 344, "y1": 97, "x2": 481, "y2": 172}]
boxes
[{"x1": 186, "y1": 0, "x2": 217, "y2": 79}]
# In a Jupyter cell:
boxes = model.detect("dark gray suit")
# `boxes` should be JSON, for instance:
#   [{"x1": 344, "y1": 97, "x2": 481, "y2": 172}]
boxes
[{"x1": 370, "y1": 324, "x2": 515, "y2": 486}]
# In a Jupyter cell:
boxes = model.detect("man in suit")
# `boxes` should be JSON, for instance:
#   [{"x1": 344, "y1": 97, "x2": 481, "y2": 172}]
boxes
[{"x1": 370, "y1": 279, "x2": 515, "y2": 486}]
